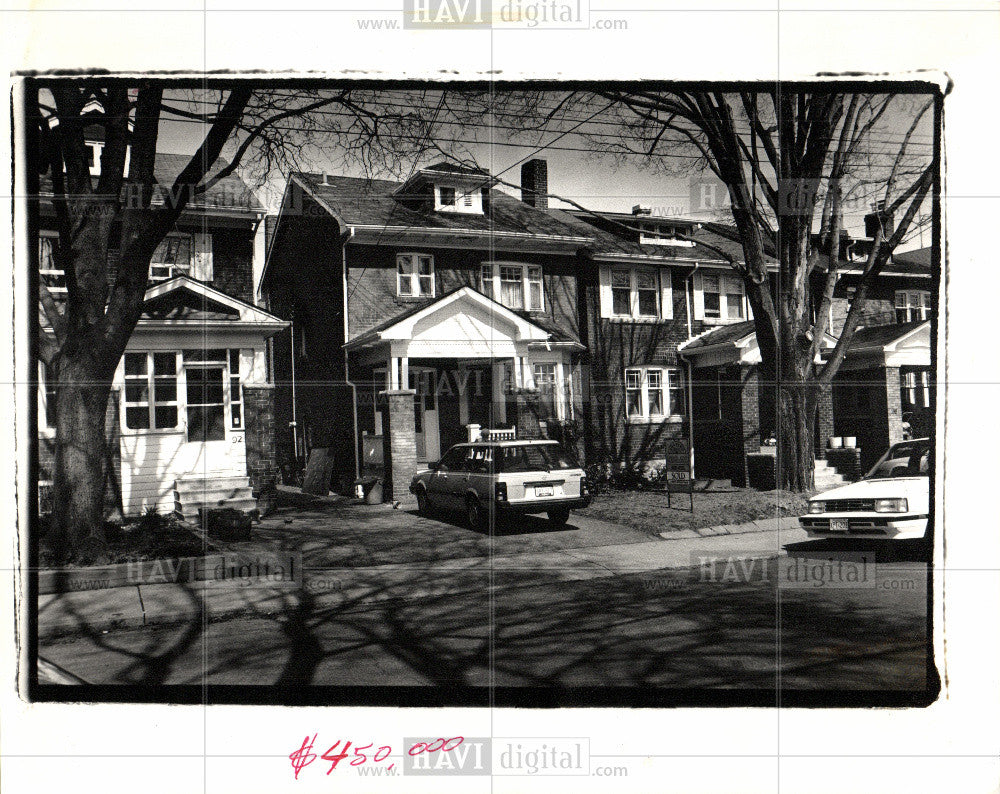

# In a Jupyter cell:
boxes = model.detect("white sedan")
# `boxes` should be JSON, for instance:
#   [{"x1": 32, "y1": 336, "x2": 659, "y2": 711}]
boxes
[{"x1": 800, "y1": 439, "x2": 931, "y2": 540}]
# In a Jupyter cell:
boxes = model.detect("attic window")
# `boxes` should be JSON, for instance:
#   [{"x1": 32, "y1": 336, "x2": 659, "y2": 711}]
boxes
[{"x1": 434, "y1": 184, "x2": 483, "y2": 214}]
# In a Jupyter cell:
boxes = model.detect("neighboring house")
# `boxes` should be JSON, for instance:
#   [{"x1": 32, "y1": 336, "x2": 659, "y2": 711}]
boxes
[
  {"x1": 551, "y1": 206, "x2": 767, "y2": 480},
  {"x1": 259, "y1": 154, "x2": 938, "y2": 497},
  {"x1": 37, "y1": 130, "x2": 286, "y2": 519},
  {"x1": 260, "y1": 160, "x2": 590, "y2": 502}
]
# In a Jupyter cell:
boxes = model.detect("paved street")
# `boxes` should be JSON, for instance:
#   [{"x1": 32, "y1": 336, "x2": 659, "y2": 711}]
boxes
[{"x1": 39, "y1": 551, "x2": 929, "y2": 690}]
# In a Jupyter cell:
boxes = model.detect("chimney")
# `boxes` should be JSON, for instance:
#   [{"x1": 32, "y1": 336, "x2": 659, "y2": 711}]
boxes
[
  {"x1": 520, "y1": 159, "x2": 548, "y2": 209},
  {"x1": 864, "y1": 200, "x2": 894, "y2": 240}
]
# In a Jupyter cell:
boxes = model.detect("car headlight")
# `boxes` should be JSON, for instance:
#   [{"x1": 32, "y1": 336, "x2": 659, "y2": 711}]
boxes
[
  {"x1": 808, "y1": 501, "x2": 826, "y2": 514},
  {"x1": 874, "y1": 498, "x2": 908, "y2": 513}
]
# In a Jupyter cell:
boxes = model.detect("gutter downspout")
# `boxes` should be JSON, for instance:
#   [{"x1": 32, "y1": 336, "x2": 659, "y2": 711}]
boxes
[
  {"x1": 289, "y1": 310, "x2": 300, "y2": 465},
  {"x1": 341, "y1": 227, "x2": 359, "y2": 480}
]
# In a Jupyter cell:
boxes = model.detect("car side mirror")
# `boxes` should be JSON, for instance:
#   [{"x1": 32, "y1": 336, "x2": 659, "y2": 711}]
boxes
[{"x1": 428, "y1": 461, "x2": 439, "y2": 470}]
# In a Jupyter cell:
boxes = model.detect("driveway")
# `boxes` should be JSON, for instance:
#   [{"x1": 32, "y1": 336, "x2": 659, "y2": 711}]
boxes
[{"x1": 250, "y1": 491, "x2": 657, "y2": 570}]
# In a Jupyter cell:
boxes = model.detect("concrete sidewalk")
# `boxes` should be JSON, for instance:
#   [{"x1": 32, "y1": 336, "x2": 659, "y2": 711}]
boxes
[{"x1": 37, "y1": 517, "x2": 806, "y2": 640}]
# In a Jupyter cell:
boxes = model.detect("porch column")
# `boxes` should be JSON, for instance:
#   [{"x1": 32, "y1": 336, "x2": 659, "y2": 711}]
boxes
[
  {"x1": 389, "y1": 357, "x2": 400, "y2": 390},
  {"x1": 399, "y1": 356, "x2": 409, "y2": 391},
  {"x1": 492, "y1": 360, "x2": 507, "y2": 425},
  {"x1": 379, "y1": 388, "x2": 418, "y2": 505}
]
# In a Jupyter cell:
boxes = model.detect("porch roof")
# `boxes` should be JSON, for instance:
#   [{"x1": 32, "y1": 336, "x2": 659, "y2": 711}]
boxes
[
  {"x1": 827, "y1": 320, "x2": 931, "y2": 369},
  {"x1": 679, "y1": 320, "x2": 836, "y2": 365},
  {"x1": 136, "y1": 276, "x2": 287, "y2": 335},
  {"x1": 344, "y1": 286, "x2": 574, "y2": 355}
]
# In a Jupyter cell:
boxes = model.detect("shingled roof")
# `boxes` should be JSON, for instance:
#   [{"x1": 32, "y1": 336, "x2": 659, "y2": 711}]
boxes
[
  {"x1": 39, "y1": 151, "x2": 263, "y2": 215},
  {"x1": 293, "y1": 171, "x2": 592, "y2": 240},
  {"x1": 677, "y1": 320, "x2": 757, "y2": 351}
]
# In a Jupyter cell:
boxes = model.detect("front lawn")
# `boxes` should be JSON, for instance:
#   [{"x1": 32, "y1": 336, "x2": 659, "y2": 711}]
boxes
[{"x1": 578, "y1": 487, "x2": 808, "y2": 537}]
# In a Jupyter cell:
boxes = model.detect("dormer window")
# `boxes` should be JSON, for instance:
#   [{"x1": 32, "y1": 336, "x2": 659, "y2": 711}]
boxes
[{"x1": 434, "y1": 184, "x2": 483, "y2": 214}]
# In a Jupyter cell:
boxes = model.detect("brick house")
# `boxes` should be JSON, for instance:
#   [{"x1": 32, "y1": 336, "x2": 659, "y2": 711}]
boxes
[
  {"x1": 37, "y1": 131, "x2": 287, "y2": 519},
  {"x1": 549, "y1": 207, "x2": 769, "y2": 481},
  {"x1": 260, "y1": 160, "x2": 591, "y2": 502}
]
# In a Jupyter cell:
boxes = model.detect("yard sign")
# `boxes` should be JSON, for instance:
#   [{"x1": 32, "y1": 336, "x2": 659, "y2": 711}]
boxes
[{"x1": 665, "y1": 437, "x2": 694, "y2": 512}]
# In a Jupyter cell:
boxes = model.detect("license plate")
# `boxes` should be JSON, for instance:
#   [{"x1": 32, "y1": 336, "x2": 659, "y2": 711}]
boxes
[
  {"x1": 535, "y1": 486, "x2": 554, "y2": 497},
  {"x1": 830, "y1": 518, "x2": 849, "y2": 532}
]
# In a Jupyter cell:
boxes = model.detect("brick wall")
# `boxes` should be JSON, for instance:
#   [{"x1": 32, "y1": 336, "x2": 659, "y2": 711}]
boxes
[
  {"x1": 825, "y1": 447, "x2": 863, "y2": 481},
  {"x1": 345, "y1": 245, "x2": 582, "y2": 344},
  {"x1": 815, "y1": 383, "x2": 834, "y2": 459},
  {"x1": 582, "y1": 266, "x2": 700, "y2": 469},
  {"x1": 243, "y1": 384, "x2": 279, "y2": 507},
  {"x1": 884, "y1": 366, "x2": 905, "y2": 448},
  {"x1": 380, "y1": 389, "x2": 417, "y2": 504}
]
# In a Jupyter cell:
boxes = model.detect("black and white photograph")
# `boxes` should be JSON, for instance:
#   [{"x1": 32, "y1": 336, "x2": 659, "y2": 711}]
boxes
[
  {"x1": 21, "y1": 79, "x2": 940, "y2": 705},
  {"x1": 1, "y1": 3, "x2": 997, "y2": 793}
]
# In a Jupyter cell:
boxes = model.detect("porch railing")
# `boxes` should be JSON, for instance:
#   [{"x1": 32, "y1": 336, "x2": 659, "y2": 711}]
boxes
[{"x1": 468, "y1": 425, "x2": 516, "y2": 442}]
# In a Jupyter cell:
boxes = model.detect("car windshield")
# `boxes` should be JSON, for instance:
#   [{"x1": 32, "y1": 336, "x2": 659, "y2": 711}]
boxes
[
  {"x1": 497, "y1": 444, "x2": 578, "y2": 473},
  {"x1": 865, "y1": 440, "x2": 930, "y2": 479}
]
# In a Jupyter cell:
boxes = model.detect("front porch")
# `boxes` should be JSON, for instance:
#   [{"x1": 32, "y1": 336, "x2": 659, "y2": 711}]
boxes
[{"x1": 345, "y1": 287, "x2": 584, "y2": 501}]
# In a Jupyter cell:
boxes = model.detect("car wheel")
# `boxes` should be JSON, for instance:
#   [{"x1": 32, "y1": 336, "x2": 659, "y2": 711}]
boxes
[
  {"x1": 548, "y1": 507, "x2": 571, "y2": 526},
  {"x1": 466, "y1": 497, "x2": 485, "y2": 530},
  {"x1": 416, "y1": 487, "x2": 431, "y2": 516}
]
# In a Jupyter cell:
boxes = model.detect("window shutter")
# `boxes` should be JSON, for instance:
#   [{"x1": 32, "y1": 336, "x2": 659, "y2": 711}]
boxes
[
  {"x1": 692, "y1": 270, "x2": 704, "y2": 320},
  {"x1": 192, "y1": 232, "x2": 213, "y2": 281},
  {"x1": 598, "y1": 265, "x2": 613, "y2": 319},
  {"x1": 659, "y1": 269, "x2": 673, "y2": 320}
]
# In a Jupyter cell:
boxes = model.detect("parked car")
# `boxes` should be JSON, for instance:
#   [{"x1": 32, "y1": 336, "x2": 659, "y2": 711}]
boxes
[
  {"x1": 799, "y1": 438, "x2": 931, "y2": 540},
  {"x1": 409, "y1": 440, "x2": 592, "y2": 529}
]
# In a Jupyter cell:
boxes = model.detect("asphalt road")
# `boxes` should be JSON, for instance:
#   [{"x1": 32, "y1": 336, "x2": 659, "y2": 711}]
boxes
[{"x1": 39, "y1": 551, "x2": 930, "y2": 692}]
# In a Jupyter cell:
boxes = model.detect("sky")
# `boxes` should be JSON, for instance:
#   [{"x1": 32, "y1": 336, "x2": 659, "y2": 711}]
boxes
[{"x1": 154, "y1": 89, "x2": 935, "y2": 248}]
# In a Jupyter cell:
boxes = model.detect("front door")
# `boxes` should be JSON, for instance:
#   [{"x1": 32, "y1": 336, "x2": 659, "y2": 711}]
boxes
[
  {"x1": 183, "y1": 348, "x2": 246, "y2": 475},
  {"x1": 409, "y1": 368, "x2": 440, "y2": 463}
]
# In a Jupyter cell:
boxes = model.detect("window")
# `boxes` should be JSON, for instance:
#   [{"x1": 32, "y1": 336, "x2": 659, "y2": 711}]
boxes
[
  {"x1": 902, "y1": 369, "x2": 932, "y2": 410},
  {"x1": 123, "y1": 352, "x2": 179, "y2": 430},
  {"x1": 533, "y1": 362, "x2": 557, "y2": 417},
  {"x1": 229, "y1": 349, "x2": 243, "y2": 429},
  {"x1": 396, "y1": 253, "x2": 434, "y2": 298},
  {"x1": 38, "y1": 233, "x2": 66, "y2": 295},
  {"x1": 608, "y1": 266, "x2": 663, "y2": 319},
  {"x1": 150, "y1": 235, "x2": 193, "y2": 281},
  {"x1": 40, "y1": 362, "x2": 57, "y2": 428},
  {"x1": 434, "y1": 184, "x2": 483, "y2": 214},
  {"x1": 480, "y1": 263, "x2": 544, "y2": 311},
  {"x1": 895, "y1": 290, "x2": 932, "y2": 323},
  {"x1": 439, "y1": 186, "x2": 456, "y2": 207},
  {"x1": 698, "y1": 272, "x2": 744, "y2": 322},
  {"x1": 624, "y1": 366, "x2": 685, "y2": 420}
]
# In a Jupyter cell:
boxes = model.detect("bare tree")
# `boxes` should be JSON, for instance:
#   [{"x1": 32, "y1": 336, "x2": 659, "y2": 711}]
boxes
[
  {"x1": 31, "y1": 82, "x2": 449, "y2": 562},
  {"x1": 476, "y1": 89, "x2": 936, "y2": 490}
]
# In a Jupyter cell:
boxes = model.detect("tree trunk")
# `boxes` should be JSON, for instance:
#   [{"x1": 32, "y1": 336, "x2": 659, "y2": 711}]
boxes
[
  {"x1": 48, "y1": 351, "x2": 114, "y2": 563},
  {"x1": 777, "y1": 382, "x2": 818, "y2": 492}
]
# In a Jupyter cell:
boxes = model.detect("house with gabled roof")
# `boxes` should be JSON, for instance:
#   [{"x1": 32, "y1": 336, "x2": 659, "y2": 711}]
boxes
[
  {"x1": 37, "y1": 129, "x2": 287, "y2": 519},
  {"x1": 261, "y1": 160, "x2": 590, "y2": 502}
]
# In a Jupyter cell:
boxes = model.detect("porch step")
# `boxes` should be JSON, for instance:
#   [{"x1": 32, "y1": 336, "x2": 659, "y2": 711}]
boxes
[
  {"x1": 814, "y1": 459, "x2": 845, "y2": 491},
  {"x1": 173, "y1": 476, "x2": 255, "y2": 524}
]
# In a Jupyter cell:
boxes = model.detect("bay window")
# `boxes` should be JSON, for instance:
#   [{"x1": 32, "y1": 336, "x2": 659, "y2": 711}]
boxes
[
  {"x1": 397, "y1": 253, "x2": 435, "y2": 297},
  {"x1": 480, "y1": 263, "x2": 544, "y2": 311},
  {"x1": 895, "y1": 290, "x2": 931, "y2": 323},
  {"x1": 624, "y1": 366, "x2": 685, "y2": 421}
]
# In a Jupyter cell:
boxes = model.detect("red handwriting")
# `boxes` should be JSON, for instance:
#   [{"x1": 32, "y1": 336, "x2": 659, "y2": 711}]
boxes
[{"x1": 289, "y1": 735, "x2": 464, "y2": 779}]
